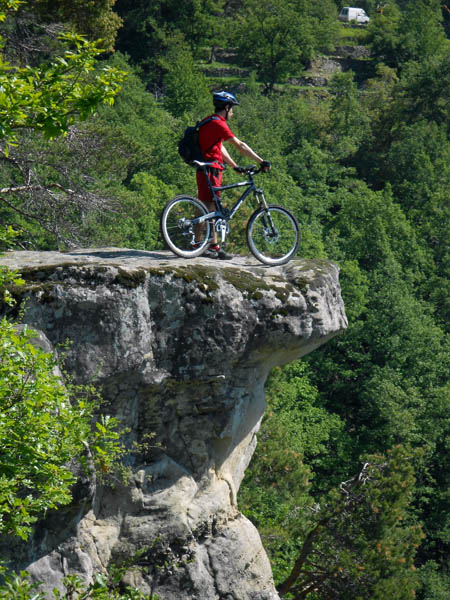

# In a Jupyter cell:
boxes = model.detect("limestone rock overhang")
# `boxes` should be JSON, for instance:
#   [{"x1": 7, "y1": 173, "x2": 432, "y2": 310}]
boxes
[
  {"x1": 0, "y1": 248, "x2": 347, "y2": 600},
  {"x1": 1, "y1": 247, "x2": 347, "y2": 376}
]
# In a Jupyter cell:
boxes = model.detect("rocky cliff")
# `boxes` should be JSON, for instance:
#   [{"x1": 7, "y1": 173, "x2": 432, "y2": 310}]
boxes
[{"x1": 0, "y1": 249, "x2": 347, "y2": 600}]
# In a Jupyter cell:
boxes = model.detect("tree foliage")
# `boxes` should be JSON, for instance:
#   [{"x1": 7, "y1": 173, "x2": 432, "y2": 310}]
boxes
[
  {"x1": 160, "y1": 36, "x2": 210, "y2": 118},
  {"x1": 0, "y1": 0, "x2": 449, "y2": 597},
  {"x1": 114, "y1": 0, "x2": 225, "y2": 86},
  {"x1": 0, "y1": 567, "x2": 151, "y2": 599},
  {"x1": 0, "y1": 231, "x2": 127, "y2": 541},
  {"x1": 232, "y1": 0, "x2": 339, "y2": 91},
  {"x1": 277, "y1": 446, "x2": 422, "y2": 600},
  {"x1": 31, "y1": 0, "x2": 122, "y2": 52},
  {"x1": 0, "y1": 0, "x2": 126, "y2": 246},
  {"x1": 367, "y1": 0, "x2": 446, "y2": 69},
  {"x1": 0, "y1": 25, "x2": 125, "y2": 146},
  {"x1": 0, "y1": 318, "x2": 90, "y2": 539}
]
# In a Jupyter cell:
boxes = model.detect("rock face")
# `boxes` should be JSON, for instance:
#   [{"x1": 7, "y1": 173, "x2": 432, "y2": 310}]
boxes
[
  {"x1": 0, "y1": 249, "x2": 347, "y2": 599},
  {"x1": 290, "y1": 46, "x2": 374, "y2": 88}
]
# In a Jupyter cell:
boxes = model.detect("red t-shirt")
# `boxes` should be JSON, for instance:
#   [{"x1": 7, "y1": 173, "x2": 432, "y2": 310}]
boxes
[{"x1": 198, "y1": 114, "x2": 234, "y2": 170}]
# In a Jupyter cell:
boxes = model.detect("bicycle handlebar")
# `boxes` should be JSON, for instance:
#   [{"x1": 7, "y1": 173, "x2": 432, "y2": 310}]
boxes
[
  {"x1": 241, "y1": 164, "x2": 272, "y2": 176},
  {"x1": 241, "y1": 164, "x2": 265, "y2": 176},
  {"x1": 193, "y1": 160, "x2": 266, "y2": 177}
]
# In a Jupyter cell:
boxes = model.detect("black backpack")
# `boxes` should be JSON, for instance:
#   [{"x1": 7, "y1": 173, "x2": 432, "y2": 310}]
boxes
[{"x1": 178, "y1": 116, "x2": 219, "y2": 167}]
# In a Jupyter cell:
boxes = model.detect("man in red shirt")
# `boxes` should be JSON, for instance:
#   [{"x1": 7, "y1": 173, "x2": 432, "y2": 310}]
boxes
[{"x1": 196, "y1": 91, "x2": 271, "y2": 259}]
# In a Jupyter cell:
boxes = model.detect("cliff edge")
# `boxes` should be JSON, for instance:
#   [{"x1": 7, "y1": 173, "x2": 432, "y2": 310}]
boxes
[{"x1": 0, "y1": 249, "x2": 347, "y2": 600}]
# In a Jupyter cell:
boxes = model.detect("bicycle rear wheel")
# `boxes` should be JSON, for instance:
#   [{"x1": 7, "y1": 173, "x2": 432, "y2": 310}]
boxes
[
  {"x1": 161, "y1": 195, "x2": 212, "y2": 258},
  {"x1": 247, "y1": 205, "x2": 300, "y2": 265}
]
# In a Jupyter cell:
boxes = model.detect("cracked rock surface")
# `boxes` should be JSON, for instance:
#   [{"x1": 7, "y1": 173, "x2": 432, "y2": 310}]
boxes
[{"x1": 0, "y1": 249, "x2": 347, "y2": 599}]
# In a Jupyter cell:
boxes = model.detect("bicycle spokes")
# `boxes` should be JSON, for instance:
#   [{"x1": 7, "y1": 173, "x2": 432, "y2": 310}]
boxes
[
  {"x1": 247, "y1": 205, "x2": 299, "y2": 265},
  {"x1": 161, "y1": 196, "x2": 211, "y2": 257}
]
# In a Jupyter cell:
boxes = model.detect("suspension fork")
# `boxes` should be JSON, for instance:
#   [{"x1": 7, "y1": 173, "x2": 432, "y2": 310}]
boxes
[
  {"x1": 255, "y1": 191, "x2": 277, "y2": 233},
  {"x1": 255, "y1": 189, "x2": 268, "y2": 209}
]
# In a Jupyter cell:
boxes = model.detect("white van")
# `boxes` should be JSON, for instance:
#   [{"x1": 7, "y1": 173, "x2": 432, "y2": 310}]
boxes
[{"x1": 338, "y1": 7, "x2": 370, "y2": 24}]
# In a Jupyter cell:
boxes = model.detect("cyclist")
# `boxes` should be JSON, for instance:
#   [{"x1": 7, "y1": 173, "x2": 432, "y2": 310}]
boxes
[{"x1": 196, "y1": 90, "x2": 271, "y2": 259}]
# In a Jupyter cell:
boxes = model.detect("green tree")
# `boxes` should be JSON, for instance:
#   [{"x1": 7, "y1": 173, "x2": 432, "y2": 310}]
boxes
[
  {"x1": 0, "y1": 318, "x2": 90, "y2": 539},
  {"x1": 233, "y1": 0, "x2": 338, "y2": 91},
  {"x1": 0, "y1": 232, "x2": 126, "y2": 541},
  {"x1": 0, "y1": 0, "x2": 126, "y2": 246},
  {"x1": 396, "y1": 50, "x2": 450, "y2": 127},
  {"x1": 278, "y1": 445, "x2": 422, "y2": 600},
  {"x1": 27, "y1": 0, "x2": 122, "y2": 52},
  {"x1": 354, "y1": 62, "x2": 399, "y2": 186},
  {"x1": 0, "y1": 569, "x2": 151, "y2": 599},
  {"x1": 0, "y1": 1, "x2": 125, "y2": 148},
  {"x1": 0, "y1": 32, "x2": 125, "y2": 146},
  {"x1": 239, "y1": 361, "x2": 345, "y2": 583},
  {"x1": 161, "y1": 36, "x2": 210, "y2": 118},
  {"x1": 86, "y1": 171, "x2": 175, "y2": 251},
  {"x1": 368, "y1": 0, "x2": 446, "y2": 69},
  {"x1": 328, "y1": 72, "x2": 371, "y2": 159},
  {"x1": 240, "y1": 364, "x2": 423, "y2": 598},
  {"x1": 308, "y1": 181, "x2": 450, "y2": 594},
  {"x1": 0, "y1": 1, "x2": 130, "y2": 539},
  {"x1": 114, "y1": 0, "x2": 225, "y2": 86}
]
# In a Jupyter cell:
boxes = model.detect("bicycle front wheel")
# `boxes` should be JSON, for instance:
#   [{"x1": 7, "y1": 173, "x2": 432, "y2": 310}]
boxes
[
  {"x1": 247, "y1": 205, "x2": 300, "y2": 265},
  {"x1": 161, "y1": 195, "x2": 212, "y2": 258}
]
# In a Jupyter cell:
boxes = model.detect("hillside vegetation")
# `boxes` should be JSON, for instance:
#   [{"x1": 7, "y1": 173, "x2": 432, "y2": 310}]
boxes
[{"x1": 1, "y1": 1, "x2": 449, "y2": 598}]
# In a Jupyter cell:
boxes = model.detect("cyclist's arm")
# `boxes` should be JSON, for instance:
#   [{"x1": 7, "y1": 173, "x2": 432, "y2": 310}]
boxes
[
  {"x1": 227, "y1": 136, "x2": 264, "y2": 164},
  {"x1": 221, "y1": 144, "x2": 237, "y2": 168}
]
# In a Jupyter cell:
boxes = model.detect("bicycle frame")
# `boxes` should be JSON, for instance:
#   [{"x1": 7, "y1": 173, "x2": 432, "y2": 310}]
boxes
[
  {"x1": 161, "y1": 161, "x2": 300, "y2": 265},
  {"x1": 192, "y1": 165, "x2": 267, "y2": 229}
]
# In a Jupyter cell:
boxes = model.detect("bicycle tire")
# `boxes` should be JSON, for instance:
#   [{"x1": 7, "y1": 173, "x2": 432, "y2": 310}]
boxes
[
  {"x1": 160, "y1": 195, "x2": 212, "y2": 258},
  {"x1": 246, "y1": 205, "x2": 300, "y2": 265}
]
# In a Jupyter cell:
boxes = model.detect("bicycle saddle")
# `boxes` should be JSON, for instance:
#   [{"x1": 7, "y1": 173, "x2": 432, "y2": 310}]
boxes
[{"x1": 192, "y1": 160, "x2": 216, "y2": 168}]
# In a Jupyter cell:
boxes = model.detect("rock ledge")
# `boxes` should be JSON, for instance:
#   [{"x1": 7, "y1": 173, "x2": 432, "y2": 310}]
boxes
[{"x1": 0, "y1": 249, "x2": 347, "y2": 600}]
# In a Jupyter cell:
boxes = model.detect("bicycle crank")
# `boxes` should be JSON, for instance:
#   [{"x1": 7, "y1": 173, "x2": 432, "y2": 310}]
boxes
[{"x1": 215, "y1": 219, "x2": 229, "y2": 243}]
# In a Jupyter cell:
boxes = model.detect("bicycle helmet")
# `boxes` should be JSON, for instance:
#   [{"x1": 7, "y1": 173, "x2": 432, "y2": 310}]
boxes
[{"x1": 213, "y1": 90, "x2": 239, "y2": 109}]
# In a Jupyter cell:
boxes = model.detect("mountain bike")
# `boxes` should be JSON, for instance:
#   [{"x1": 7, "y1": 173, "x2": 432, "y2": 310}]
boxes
[{"x1": 160, "y1": 161, "x2": 300, "y2": 266}]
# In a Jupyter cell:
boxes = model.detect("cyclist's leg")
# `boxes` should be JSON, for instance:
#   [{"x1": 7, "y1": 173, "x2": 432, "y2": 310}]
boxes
[{"x1": 196, "y1": 168, "x2": 223, "y2": 245}]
